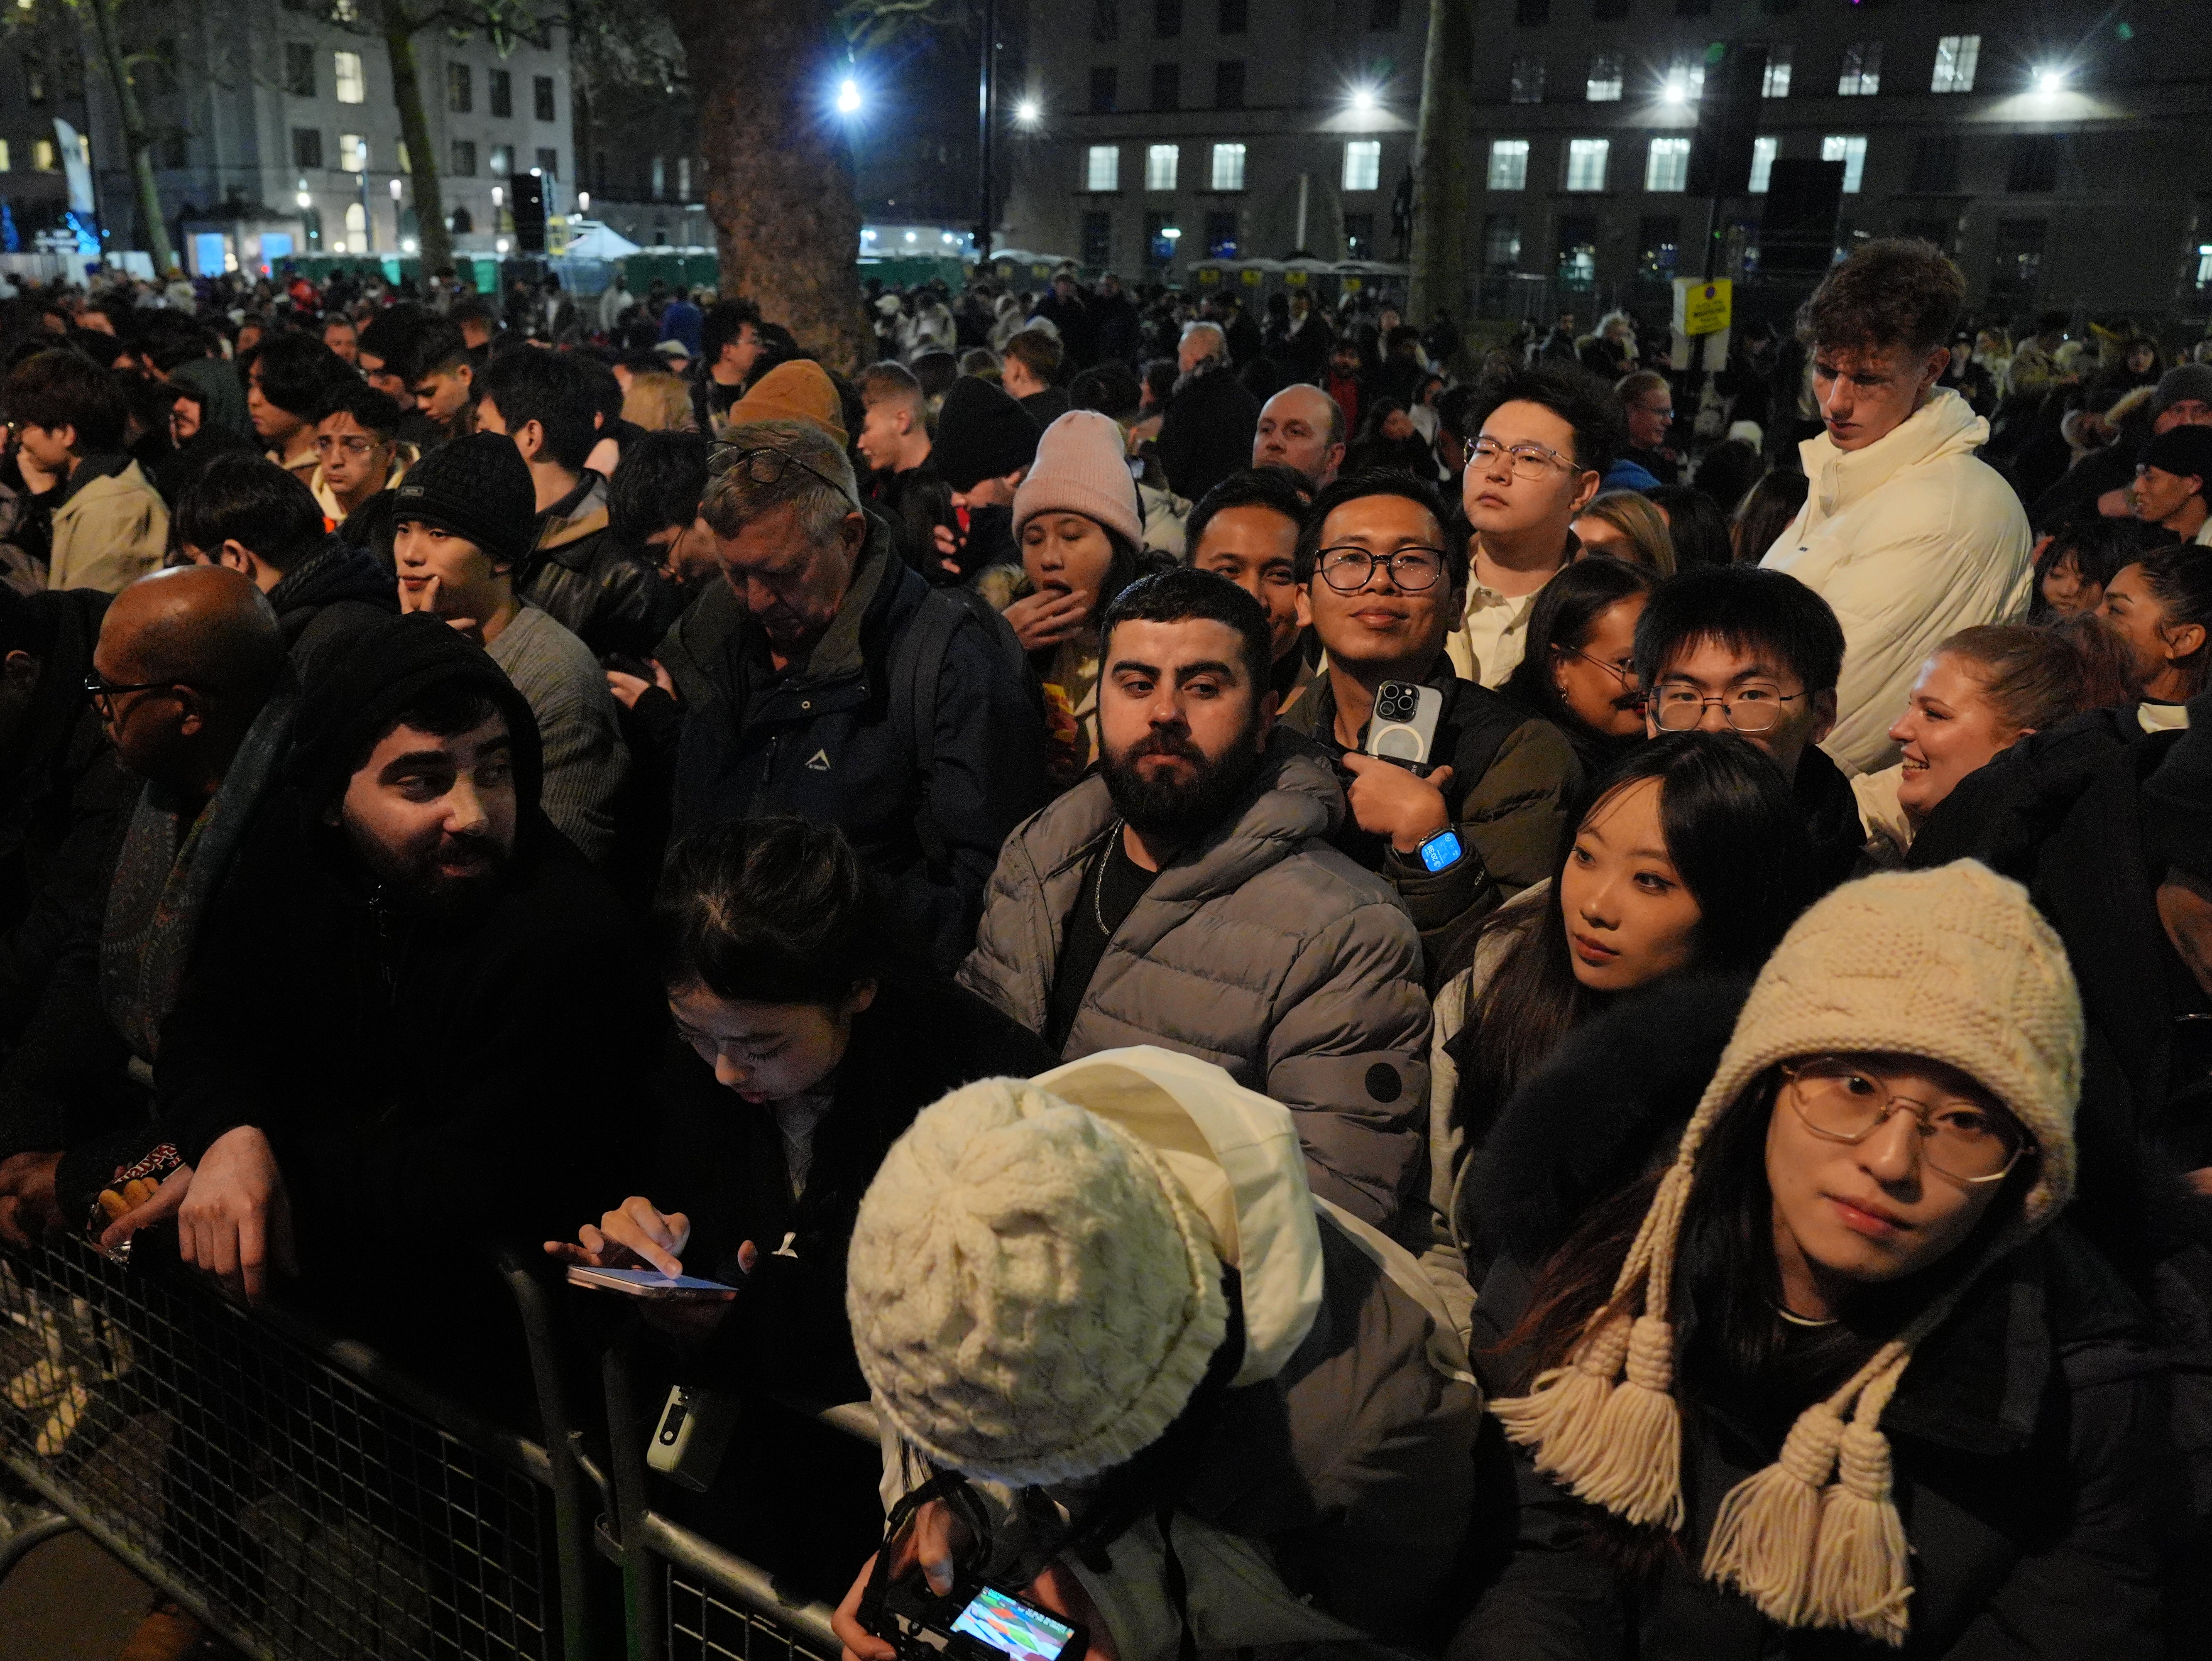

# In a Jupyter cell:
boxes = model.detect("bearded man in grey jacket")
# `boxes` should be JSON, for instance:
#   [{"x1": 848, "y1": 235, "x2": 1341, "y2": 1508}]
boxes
[{"x1": 960, "y1": 568, "x2": 1431, "y2": 1234}]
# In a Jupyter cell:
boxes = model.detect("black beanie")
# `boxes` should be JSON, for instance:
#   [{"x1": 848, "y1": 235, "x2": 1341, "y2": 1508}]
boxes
[
  {"x1": 2141, "y1": 689, "x2": 2212, "y2": 885},
  {"x1": 287, "y1": 612, "x2": 542, "y2": 816},
  {"x1": 392, "y1": 431, "x2": 537, "y2": 570},
  {"x1": 2139, "y1": 425, "x2": 2212, "y2": 493},
  {"x1": 932, "y1": 376, "x2": 1042, "y2": 492}
]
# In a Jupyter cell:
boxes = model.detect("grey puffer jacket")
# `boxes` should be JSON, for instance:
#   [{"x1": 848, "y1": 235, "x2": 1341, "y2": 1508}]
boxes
[{"x1": 959, "y1": 730, "x2": 1433, "y2": 1232}]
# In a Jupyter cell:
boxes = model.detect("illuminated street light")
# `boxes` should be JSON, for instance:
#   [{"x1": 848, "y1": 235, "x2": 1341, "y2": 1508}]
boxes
[
  {"x1": 496, "y1": 237, "x2": 511, "y2": 254},
  {"x1": 401, "y1": 237, "x2": 418, "y2": 254},
  {"x1": 389, "y1": 178, "x2": 402, "y2": 200},
  {"x1": 1350, "y1": 87, "x2": 1377, "y2": 112},
  {"x1": 578, "y1": 191, "x2": 591, "y2": 211},
  {"x1": 2037, "y1": 69, "x2": 2065, "y2": 93},
  {"x1": 837, "y1": 77, "x2": 863, "y2": 115},
  {"x1": 1161, "y1": 226, "x2": 1182, "y2": 241},
  {"x1": 1015, "y1": 98, "x2": 1041, "y2": 127},
  {"x1": 492, "y1": 185, "x2": 504, "y2": 207},
  {"x1": 296, "y1": 189, "x2": 311, "y2": 209}
]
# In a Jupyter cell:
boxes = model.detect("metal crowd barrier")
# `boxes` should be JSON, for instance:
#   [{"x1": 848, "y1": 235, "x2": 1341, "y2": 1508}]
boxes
[{"x1": 0, "y1": 1234, "x2": 881, "y2": 1661}]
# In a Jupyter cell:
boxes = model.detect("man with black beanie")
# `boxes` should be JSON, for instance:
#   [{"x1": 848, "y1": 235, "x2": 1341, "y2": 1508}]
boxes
[
  {"x1": 928, "y1": 376, "x2": 1040, "y2": 581},
  {"x1": 2133, "y1": 425, "x2": 2212, "y2": 546},
  {"x1": 96, "y1": 614, "x2": 664, "y2": 1384}
]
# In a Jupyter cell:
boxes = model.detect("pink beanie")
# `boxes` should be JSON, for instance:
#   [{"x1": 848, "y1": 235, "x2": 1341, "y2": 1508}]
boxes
[{"x1": 1012, "y1": 411, "x2": 1144, "y2": 546}]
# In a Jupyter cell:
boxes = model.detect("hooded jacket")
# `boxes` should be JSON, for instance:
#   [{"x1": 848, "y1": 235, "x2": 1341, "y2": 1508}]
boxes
[
  {"x1": 959, "y1": 729, "x2": 1432, "y2": 1231},
  {"x1": 1761, "y1": 390, "x2": 2032, "y2": 773},
  {"x1": 673, "y1": 516, "x2": 1047, "y2": 972},
  {"x1": 0, "y1": 589, "x2": 135, "y2": 1043},
  {"x1": 1448, "y1": 981, "x2": 2178, "y2": 1661},
  {"x1": 1155, "y1": 358, "x2": 1261, "y2": 505},
  {"x1": 49, "y1": 455, "x2": 169, "y2": 594},
  {"x1": 883, "y1": 1047, "x2": 1482, "y2": 1658},
  {"x1": 519, "y1": 469, "x2": 679, "y2": 661},
  {"x1": 266, "y1": 537, "x2": 400, "y2": 679}
]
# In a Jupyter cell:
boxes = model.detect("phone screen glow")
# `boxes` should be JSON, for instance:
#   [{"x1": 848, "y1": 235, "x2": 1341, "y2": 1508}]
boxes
[{"x1": 949, "y1": 1587, "x2": 1075, "y2": 1661}]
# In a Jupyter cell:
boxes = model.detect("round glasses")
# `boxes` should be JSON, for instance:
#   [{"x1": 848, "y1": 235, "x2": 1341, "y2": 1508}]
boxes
[
  {"x1": 1557, "y1": 643, "x2": 1638, "y2": 689},
  {"x1": 1650, "y1": 683, "x2": 1808, "y2": 734},
  {"x1": 1466, "y1": 436, "x2": 1578, "y2": 482},
  {"x1": 1781, "y1": 1058, "x2": 2031, "y2": 1184},
  {"x1": 1316, "y1": 545, "x2": 1447, "y2": 593}
]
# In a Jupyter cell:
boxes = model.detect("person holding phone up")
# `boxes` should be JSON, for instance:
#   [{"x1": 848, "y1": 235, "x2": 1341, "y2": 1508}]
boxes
[{"x1": 1277, "y1": 470, "x2": 1582, "y2": 989}]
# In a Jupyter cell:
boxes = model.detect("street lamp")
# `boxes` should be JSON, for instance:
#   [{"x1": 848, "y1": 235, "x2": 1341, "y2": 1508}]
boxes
[
  {"x1": 2036, "y1": 69, "x2": 2065, "y2": 93},
  {"x1": 578, "y1": 190, "x2": 591, "y2": 212},
  {"x1": 1015, "y1": 97, "x2": 1040, "y2": 127},
  {"x1": 1350, "y1": 87, "x2": 1377, "y2": 112},
  {"x1": 389, "y1": 177, "x2": 401, "y2": 200},
  {"x1": 837, "y1": 77, "x2": 863, "y2": 115}
]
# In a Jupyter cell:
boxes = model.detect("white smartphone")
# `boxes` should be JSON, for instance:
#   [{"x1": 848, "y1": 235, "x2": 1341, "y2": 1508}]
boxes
[
  {"x1": 565, "y1": 1265, "x2": 738, "y2": 1301},
  {"x1": 1363, "y1": 680, "x2": 1445, "y2": 770}
]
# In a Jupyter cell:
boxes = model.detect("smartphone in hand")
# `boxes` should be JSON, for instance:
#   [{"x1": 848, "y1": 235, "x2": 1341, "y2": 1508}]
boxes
[
  {"x1": 1363, "y1": 680, "x2": 1445, "y2": 772},
  {"x1": 564, "y1": 1266, "x2": 737, "y2": 1301}
]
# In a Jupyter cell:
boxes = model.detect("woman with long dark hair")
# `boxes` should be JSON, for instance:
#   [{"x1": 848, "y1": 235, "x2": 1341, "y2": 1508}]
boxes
[
  {"x1": 1502, "y1": 555, "x2": 1661, "y2": 777},
  {"x1": 1429, "y1": 733, "x2": 1815, "y2": 1289},
  {"x1": 1446, "y1": 864, "x2": 2171, "y2": 1660}
]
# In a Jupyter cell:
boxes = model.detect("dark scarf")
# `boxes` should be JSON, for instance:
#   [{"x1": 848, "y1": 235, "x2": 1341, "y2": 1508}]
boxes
[{"x1": 100, "y1": 685, "x2": 299, "y2": 1060}]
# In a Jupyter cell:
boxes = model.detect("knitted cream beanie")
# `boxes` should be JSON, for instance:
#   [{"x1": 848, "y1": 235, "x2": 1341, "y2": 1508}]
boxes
[
  {"x1": 1492, "y1": 862, "x2": 2081, "y2": 1646},
  {"x1": 1012, "y1": 410, "x2": 1145, "y2": 546},
  {"x1": 846, "y1": 1077, "x2": 1229, "y2": 1488}
]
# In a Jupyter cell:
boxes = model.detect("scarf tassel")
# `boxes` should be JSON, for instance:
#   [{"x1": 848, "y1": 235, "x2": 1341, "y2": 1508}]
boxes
[
  {"x1": 1702, "y1": 1400, "x2": 1845, "y2": 1627},
  {"x1": 1491, "y1": 1308, "x2": 1632, "y2": 1488},
  {"x1": 1807, "y1": 1418, "x2": 1913, "y2": 1646},
  {"x1": 1570, "y1": 1313, "x2": 1684, "y2": 1529}
]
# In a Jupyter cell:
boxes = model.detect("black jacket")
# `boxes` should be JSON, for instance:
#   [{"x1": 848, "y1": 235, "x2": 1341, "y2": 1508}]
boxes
[
  {"x1": 1449, "y1": 979, "x2": 2178, "y2": 1661},
  {"x1": 653, "y1": 976, "x2": 1052, "y2": 1404},
  {"x1": 520, "y1": 471, "x2": 682, "y2": 661},
  {"x1": 1796, "y1": 742, "x2": 1867, "y2": 896},
  {"x1": 1092, "y1": 291, "x2": 1143, "y2": 367},
  {"x1": 266, "y1": 537, "x2": 399, "y2": 679},
  {"x1": 671, "y1": 517, "x2": 1047, "y2": 971},
  {"x1": 1156, "y1": 361, "x2": 1261, "y2": 504},
  {"x1": 0, "y1": 589, "x2": 135, "y2": 1048}
]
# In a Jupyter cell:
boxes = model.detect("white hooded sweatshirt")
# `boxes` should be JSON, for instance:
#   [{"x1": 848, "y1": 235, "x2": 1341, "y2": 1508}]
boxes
[{"x1": 1762, "y1": 388, "x2": 2031, "y2": 772}]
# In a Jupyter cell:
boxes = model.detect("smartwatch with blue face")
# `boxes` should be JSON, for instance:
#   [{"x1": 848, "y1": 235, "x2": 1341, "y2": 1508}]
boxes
[{"x1": 1416, "y1": 828, "x2": 1465, "y2": 874}]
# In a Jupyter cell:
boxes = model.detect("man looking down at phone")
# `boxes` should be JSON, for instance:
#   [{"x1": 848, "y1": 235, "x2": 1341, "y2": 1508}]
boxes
[
  {"x1": 960, "y1": 568, "x2": 1431, "y2": 1232},
  {"x1": 1278, "y1": 470, "x2": 1579, "y2": 984},
  {"x1": 393, "y1": 431, "x2": 630, "y2": 864},
  {"x1": 98, "y1": 614, "x2": 662, "y2": 1390},
  {"x1": 828, "y1": 1049, "x2": 1480, "y2": 1661}
]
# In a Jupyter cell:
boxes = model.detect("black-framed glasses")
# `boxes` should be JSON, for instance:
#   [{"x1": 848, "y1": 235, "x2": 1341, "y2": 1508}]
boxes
[
  {"x1": 313, "y1": 434, "x2": 384, "y2": 457},
  {"x1": 1316, "y1": 545, "x2": 1448, "y2": 593},
  {"x1": 1651, "y1": 683, "x2": 1808, "y2": 734},
  {"x1": 1781, "y1": 1058, "x2": 2033, "y2": 1185},
  {"x1": 707, "y1": 443, "x2": 855, "y2": 506},
  {"x1": 83, "y1": 671, "x2": 191, "y2": 710},
  {"x1": 1465, "y1": 436, "x2": 1579, "y2": 481}
]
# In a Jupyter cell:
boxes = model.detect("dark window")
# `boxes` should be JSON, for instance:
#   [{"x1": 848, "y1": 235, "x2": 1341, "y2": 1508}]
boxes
[
  {"x1": 1593, "y1": 0, "x2": 1629, "y2": 16},
  {"x1": 1760, "y1": 0, "x2": 1797, "y2": 11},
  {"x1": 1900, "y1": 216, "x2": 1952, "y2": 252},
  {"x1": 1155, "y1": 0, "x2": 1182, "y2": 37},
  {"x1": 451, "y1": 138, "x2": 477, "y2": 176},
  {"x1": 1218, "y1": 0, "x2": 1248, "y2": 32},
  {"x1": 1344, "y1": 211, "x2": 1375, "y2": 257},
  {"x1": 1205, "y1": 208, "x2": 1238, "y2": 257},
  {"x1": 1557, "y1": 214, "x2": 1598, "y2": 284},
  {"x1": 1082, "y1": 209, "x2": 1113, "y2": 267},
  {"x1": 537, "y1": 147, "x2": 559, "y2": 178},
  {"x1": 1370, "y1": 0, "x2": 1402, "y2": 27},
  {"x1": 1152, "y1": 62, "x2": 1180, "y2": 110},
  {"x1": 1089, "y1": 66, "x2": 1118, "y2": 113},
  {"x1": 1675, "y1": 0, "x2": 1711, "y2": 15},
  {"x1": 1215, "y1": 60, "x2": 1244, "y2": 108},
  {"x1": 159, "y1": 130, "x2": 188, "y2": 169},
  {"x1": 535, "y1": 75, "x2": 556, "y2": 122},
  {"x1": 450, "y1": 206, "x2": 474, "y2": 234},
  {"x1": 1147, "y1": 211, "x2": 1177, "y2": 265},
  {"x1": 1515, "y1": 0, "x2": 1550, "y2": 22},
  {"x1": 1510, "y1": 56, "x2": 1545, "y2": 102},
  {"x1": 2007, "y1": 134, "x2": 2059, "y2": 193},
  {"x1": 1094, "y1": 0, "x2": 1119, "y2": 42},
  {"x1": 284, "y1": 42, "x2": 315, "y2": 97},
  {"x1": 291, "y1": 127, "x2": 323, "y2": 169},
  {"x1": 1907, "y1": 135, "x2": 1959, "y2": 194},
  {"x1": 1637, "y1": 214, "x2": 1681, "y2": 279},
  {"x1": 1988, "y1": 219, "x2": 2045, "y2": 304},
  {"x1": 448, "y1": 63, "x2": 472, "y2": 114},
  {"x1": 24, "y1": 54, "x2": 46, "y2": 103},
  {"x1": 489, "y1": 68, "x2": 512, "y2": 118},
  {"x1": 1482, "y1": 213, "x2": 1521, "y2": 273}
]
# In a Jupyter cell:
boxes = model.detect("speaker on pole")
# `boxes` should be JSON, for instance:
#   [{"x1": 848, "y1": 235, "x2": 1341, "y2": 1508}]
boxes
[
  {"x1": 1759, "y1": 158, "x2": 1847, "y2": 279},
  {"x1": 1686, "y1": 42, "x2": 1767, "y2": 199},
  {"x1": 512, "y1": 173, "x2": 546, "y2": 255}
]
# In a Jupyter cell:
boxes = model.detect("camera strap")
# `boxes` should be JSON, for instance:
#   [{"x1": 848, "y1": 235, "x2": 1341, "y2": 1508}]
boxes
[
  {"x1": 859, "y1": 1465, "x2": 992, "y2": 1634},
  {"x1": 1155, "y1": 1504, "x2": 1199, "y2": 1661}
]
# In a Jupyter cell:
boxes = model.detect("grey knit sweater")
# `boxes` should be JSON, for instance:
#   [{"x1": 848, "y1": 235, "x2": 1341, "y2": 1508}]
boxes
[{"x1": 486, "y1": 601, "x2": 628, "y2": 863}]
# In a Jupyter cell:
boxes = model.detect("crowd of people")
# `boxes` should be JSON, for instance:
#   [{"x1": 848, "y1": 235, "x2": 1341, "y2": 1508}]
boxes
[{"x1": 0, "y1": 233, "x2": 2209, "y2": 1661}]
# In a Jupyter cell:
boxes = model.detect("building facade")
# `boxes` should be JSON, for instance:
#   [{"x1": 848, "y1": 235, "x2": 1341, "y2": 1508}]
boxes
[{"x1": 1004, "y1": 0, "x2": 2212, "y2": 325}]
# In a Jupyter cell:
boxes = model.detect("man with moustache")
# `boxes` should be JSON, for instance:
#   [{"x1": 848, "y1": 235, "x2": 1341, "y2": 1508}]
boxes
[{"x1": 960, "y1": 567, "x2": 1432, "y2": 1233}]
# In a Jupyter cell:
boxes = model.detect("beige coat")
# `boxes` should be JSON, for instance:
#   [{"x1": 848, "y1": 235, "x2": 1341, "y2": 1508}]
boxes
[{"x1": 49, "y1": 460, "x2": 169, "y2": 593}]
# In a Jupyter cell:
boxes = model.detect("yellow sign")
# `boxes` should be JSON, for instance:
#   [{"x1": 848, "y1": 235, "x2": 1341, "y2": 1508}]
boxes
[
  {"x1": 1343, "y1": 275, "x2": 1363, "y2": 292},
  {"x1": 1285, "y1": 269, "x2": 1307, "y2": 287},
  {"x1": 1678, "y1": 277, "x2": 1732, "y2": 338},
  {"x1": 1241, "y1": 267, "x2": 1262, "y2": 286},
  {"x1": 1197, "y1": 267, "x2": 1220, "y2": 286}
]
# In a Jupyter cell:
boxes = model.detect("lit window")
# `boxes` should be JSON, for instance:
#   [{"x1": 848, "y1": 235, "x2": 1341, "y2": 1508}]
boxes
[
  {"x1": 0, "y1": 140, "x2": 9, "y2": 172},
  {"x1": 1644, "y1": 136, "x2": 1690, "y2": 193},
  {"x1": 1586, "y1": 52, "x2": 1622, "y2": 102},
  {"x1": 1822, "y1": 133, "x2": 1867, "y2": 193},
  {"x1": 1762, "y1": 45, "x2": 1790, "y2": 98},
  {"x1": 1487, "y1": 138, "x2": 1529, "y2": 191},
  {"x1": 1210, "y1": 141, "x2": 1245, "y2": 190},
  {"x1": 1343, "y1": 140, "x2": 1380, "y2": 191},
  {"x1": 333, "y1": 50, "x2": 365, "y2": 104},
  {"x1": 1086, "y1": 145, "x2": 1121, "y2": 191},
  {"x1": 1565, "y1": 137, "x2": 1609, "y2": 192},
  {"x1": 344, "y1": 202, "x2": 366, "y2": 234},
  {"x1": 1749, "y1": 135, "x2": 1777, "y2": 194},
  {"x1": 1931, "y1": 35, "x2": 1979, "y2": 94},
  {"x1": 339, "y1": 133, "x2": 367, "y2": 172},
  {"x1": 1146, "y1": 143, "x2": 1178, "y2": 191},
  {"x1": 1664, "y1": 59, "x2": 1705, "y2": 102},
  {"x1": 2197, "y1": 245, "x2": 2212, "y2": 288},
  {"x1": 33, "y1": 138, "x2": 56, "y2": 171},
  {"x1": 1838, "y1": 42, "x2": 1881, "y2": 97}
]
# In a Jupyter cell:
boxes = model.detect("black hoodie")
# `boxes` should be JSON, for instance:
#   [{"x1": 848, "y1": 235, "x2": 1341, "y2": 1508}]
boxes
[{"x1": 265, "y1": 536, "x2": 399, "y2": 679}]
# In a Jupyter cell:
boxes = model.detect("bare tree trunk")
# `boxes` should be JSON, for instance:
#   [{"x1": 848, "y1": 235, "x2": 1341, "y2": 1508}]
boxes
[
  {"x1": 666, "y1": 0, "x2": 867, "y2": 370},
  {"x1": 1409, "y1": 0, "x2": 1474, "y2": 343},
  {"x1": 81, "y1": 0, "x2": 176, "y2": 275},
  {"x1": 382, "y1": 4, "x2": 451, "y2": 275}
]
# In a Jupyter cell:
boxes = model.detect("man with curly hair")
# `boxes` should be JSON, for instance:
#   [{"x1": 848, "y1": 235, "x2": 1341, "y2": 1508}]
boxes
[{"x1": 1759, "y1": 238, "x2": 2032, "y2": 772}]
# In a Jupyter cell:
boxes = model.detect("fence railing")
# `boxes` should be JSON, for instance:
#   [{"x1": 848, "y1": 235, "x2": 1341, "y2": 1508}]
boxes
[{"x1": 0, "y1": 1236, "x2": 871, "y2": 1661}]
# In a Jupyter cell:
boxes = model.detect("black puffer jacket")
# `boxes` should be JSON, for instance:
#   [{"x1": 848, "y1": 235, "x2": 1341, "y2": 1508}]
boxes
[
  {"x1": 519, "y1": 470, "x2": 682, "y2": 661},
  {"x1": 265, "y1": 537, "x2": 399, "y2": 679}
]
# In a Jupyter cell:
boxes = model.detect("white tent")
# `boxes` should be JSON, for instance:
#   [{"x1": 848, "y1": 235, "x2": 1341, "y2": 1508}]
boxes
[{"x1": 563, "y1": 221, "x2": 642, "y2": 260}]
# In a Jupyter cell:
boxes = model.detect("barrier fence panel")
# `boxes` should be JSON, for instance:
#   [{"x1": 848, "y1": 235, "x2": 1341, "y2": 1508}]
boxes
[{"x1": 0, "y1": 1237, "x2": 573, "y2": 1661}]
